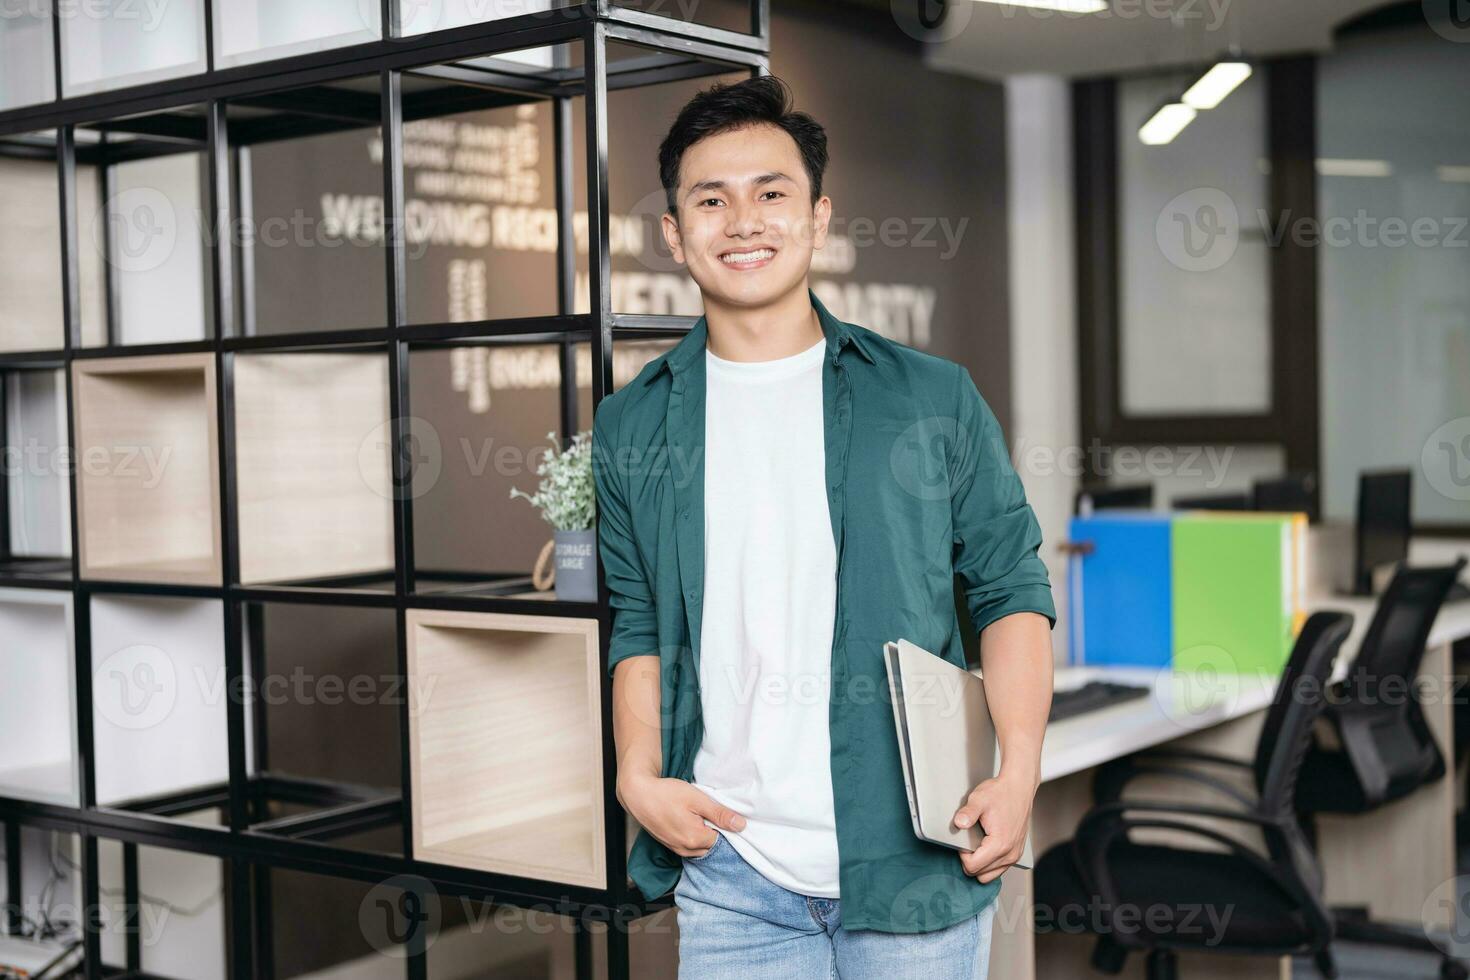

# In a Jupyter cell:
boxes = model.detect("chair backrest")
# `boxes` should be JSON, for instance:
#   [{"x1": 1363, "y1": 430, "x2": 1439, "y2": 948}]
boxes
[
  {"x1": 1252, "y1": 611, "x2": 1355, "y2": 813},
  {"x1": 1345, "y1": 559, "x2": 1467, "y2": 702}
]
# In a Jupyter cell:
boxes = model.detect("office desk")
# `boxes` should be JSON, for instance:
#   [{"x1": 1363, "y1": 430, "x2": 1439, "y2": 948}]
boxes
[
  {"x1": 990, "y1": 588, "x2": 1470, "y2": 980},
  {"x1": 600, "y1": 534, "x2": 1470, "y2": 980}
]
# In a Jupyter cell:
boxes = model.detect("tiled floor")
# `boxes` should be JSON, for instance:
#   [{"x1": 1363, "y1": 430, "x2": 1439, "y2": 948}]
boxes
[
  {"x1": 1293, "y1": 942, "x2": 1457, "y2": 979},
  {"x1": 1290, "y1": 855, "x2": 1470, "y2": 979}
]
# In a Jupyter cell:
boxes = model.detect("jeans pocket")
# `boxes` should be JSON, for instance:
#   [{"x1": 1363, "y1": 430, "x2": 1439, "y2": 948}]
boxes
[{"x1": 685, "y1": 831, "x2": 725, "y2": 863}]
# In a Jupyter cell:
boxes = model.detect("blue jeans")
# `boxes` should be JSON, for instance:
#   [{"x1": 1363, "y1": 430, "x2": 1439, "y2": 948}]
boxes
[{"x1": 673, "y1": 831, "x2": 996, "y2": 980}]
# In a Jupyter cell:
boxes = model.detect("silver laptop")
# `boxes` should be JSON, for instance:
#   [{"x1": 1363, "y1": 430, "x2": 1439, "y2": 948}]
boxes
[{"x1": 884, "y1": 638, "x2": 1032, "y2": 869}]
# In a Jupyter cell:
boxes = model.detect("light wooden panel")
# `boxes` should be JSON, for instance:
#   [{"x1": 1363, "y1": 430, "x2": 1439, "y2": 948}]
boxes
[
  {"x1": 407, "y1": 609, "x2": 605, "y2": 889},
  {"x1": 0, "y1": 155, "x2": 65, "y2": 353},
  {"x1": 72, "y1": 353, "x2": 222, "y2": 585},
  {"x1": 234, "y1": 352, "x2": 393, "y2": 585},
  {"x1": 0, "y1": 589, "x2": 78, "y2": 805},
  {"x1": 0, "y1": 154, "x2": 104, "y2": 352}
]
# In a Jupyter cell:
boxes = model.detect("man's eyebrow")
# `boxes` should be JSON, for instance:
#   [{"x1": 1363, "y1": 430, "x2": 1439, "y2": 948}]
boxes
[{"x1": 685, "y1": 171, "x2": 798, "y2": 198}]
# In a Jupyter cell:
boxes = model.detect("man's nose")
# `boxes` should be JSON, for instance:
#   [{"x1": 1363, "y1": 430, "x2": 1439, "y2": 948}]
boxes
[{"x1": 726, "y1": 199, "x2": 764, "y2": 237}]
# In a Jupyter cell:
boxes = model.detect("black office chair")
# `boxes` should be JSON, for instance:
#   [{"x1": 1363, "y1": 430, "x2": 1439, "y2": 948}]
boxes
[
  {"x1": 1172, "y1": 492, "x2": 1253, "y2": 511},
  {"x1": 1075, "y1": 483, "x2": 1154, "y2": 515},
  {"x1": 1034, "y1": 610, "x2": 1354, "y2": 980},
  {"x1": 1454, "y1": 645, "x2": 1470, "y2": 846},
  {"x1": 1294, "y1": 559, "x2": 1470, "y2": 980},
  {"x1": 1253, "y1": 472, "x2": 1318, "y2": 522}
]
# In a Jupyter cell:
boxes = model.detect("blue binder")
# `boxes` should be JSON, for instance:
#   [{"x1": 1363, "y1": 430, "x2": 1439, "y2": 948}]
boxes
[{"x1": 1067, "y1": 513, "x2": 1173, "y2": 668}]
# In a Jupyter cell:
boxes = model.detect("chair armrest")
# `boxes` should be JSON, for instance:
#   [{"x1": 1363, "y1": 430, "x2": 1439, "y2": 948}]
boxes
[
  {"x1": 1071, "y1": 800, "x2": 1327, "y2": 936},
  {"x1": 1125, "y1": 748, "x2": 1254, "y2": 770},
  {"x1": 1307, "y1": 696, "x2": 1395, "y2": 805},
  {"x1": 1094, "y1": 753, "x2": 1257, "y2": 808},
  {"x1": 1326, "y1": 708, "x2": 1394, "y2": 806},
  {"x1": 1079, "y1": 798, "x2": 1286, "y2": 831}
]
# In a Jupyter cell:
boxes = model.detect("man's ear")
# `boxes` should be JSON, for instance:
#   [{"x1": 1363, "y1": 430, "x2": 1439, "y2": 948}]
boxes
[
  {"x1": 810, "y1": 195, "x2": 833, "y2": 252},
  {"x1": 661, "y1": 210, "x2": 686, "y2": 265}
]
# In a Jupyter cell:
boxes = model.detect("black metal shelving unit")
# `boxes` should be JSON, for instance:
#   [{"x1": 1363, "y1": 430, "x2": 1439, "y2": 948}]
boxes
[{"x1": 0, "y1": 3, "x2": 768, "y2": 977}]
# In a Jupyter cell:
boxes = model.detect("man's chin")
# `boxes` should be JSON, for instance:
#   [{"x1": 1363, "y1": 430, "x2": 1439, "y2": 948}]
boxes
[{"x1": 694, "y1": 270, "x2": 804, "y2": 311}]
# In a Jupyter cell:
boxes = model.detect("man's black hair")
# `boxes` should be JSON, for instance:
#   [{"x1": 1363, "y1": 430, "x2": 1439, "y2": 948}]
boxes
[{"x1": 657, "y1": 74, "x2": 828, "y2": 216}]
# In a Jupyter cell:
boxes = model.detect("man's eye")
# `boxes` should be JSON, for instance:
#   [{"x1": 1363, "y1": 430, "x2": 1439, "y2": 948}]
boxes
[
  {"x1": 700, "y1": 198, "x2": 724, "y2": 208},
  {"x1": 760, "y1": 190, "x2": 785, "y2": 200}
]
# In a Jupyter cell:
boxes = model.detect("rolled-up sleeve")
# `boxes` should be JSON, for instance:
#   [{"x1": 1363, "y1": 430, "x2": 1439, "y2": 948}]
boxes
[
  {"x1": 591, "y1": 405, "x2": 660, "y2": 677},
  {"x1": 949, "y1": 363, "x2": 1057, "y2": 635}
]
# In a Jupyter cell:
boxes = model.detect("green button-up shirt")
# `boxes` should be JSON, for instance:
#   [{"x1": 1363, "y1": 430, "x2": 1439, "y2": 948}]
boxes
[{"x1": 590, "y1": 288, "x2": 1056, "y2": 934}]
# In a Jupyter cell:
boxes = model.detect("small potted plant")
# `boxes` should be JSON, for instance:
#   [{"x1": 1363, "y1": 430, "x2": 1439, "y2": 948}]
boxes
[{"x1": 510, "y1": 430, "x2": 597, "y2": 602}]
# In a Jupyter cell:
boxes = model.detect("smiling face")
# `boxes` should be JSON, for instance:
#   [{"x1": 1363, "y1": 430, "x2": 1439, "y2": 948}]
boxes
[{"x1": 661, "y1": 122, "x2": 831, "y2": 313}]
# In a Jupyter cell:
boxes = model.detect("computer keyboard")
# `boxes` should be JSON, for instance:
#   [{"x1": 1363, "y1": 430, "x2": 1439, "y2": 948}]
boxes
[{"x1": 1050, "y1": 680, "x2": 1152, "y2": 723}]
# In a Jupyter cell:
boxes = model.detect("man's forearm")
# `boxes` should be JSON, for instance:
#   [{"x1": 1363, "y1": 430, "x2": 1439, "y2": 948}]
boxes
[
  {"x1": 612, "y1": 656, "x2": 665, "y2": 792},
  {"x1": 979, "y1": 611, "x2": 1053, "y2": 785}
]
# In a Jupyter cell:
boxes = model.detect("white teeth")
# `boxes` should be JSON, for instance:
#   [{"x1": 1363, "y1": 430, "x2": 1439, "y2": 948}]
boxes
[{"x1": 721, "y1": 248, "x2": 774, "y2": 265}]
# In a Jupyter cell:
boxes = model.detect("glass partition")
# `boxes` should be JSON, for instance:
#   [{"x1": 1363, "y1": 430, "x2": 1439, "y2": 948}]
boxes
[
  {"x1": 1116, "y1": 70, "x2": 1272, "y2": 417},
  {"x1": 1318, "y1": 21, "x2": 1470, "y2": 525}
]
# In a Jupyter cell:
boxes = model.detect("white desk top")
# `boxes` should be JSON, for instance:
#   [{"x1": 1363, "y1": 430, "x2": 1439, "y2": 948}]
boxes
[{"x1": 1035, "y1": 588, "x2": 1470, "y2": 784}]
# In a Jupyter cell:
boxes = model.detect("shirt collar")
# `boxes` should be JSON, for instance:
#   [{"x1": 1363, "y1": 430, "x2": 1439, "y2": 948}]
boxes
[{"x1": 642, "y1": 287, "x2": 876, "y2": 387}]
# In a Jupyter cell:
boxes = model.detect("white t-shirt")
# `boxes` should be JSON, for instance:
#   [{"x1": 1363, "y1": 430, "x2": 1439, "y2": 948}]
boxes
[{"x1": 691, "y1": 333, "x2": 841, "y2": 897}]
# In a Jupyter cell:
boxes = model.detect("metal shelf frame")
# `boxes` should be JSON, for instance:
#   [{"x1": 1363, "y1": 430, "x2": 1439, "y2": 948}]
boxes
[{"x1": 0, "y1": 2, "x2": 769, "y2": 977}]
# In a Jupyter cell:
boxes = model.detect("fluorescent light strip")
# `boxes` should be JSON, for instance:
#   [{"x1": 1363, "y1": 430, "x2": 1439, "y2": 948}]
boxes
[
  {"x1": 1182, "y1": 61, "x2": 1252, "y2": 110},
  {"x1": 1437, "y1": 165, "x2": 1470, "y2": 183},
  {"x1": 1138, "y1": 103, "x2": 1196, "y2": 146},
  {"x1": 1315, "y1": 158, "x2": 1393, "y2": 178},
  {"x1": 972, "y1": 0, "x2": 1109, "y2": 12}
]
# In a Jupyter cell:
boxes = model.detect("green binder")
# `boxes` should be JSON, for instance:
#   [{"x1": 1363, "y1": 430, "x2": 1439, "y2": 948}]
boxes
[{"x1": 1172, "y1": 511, "x2": 1307, "y2": 675}]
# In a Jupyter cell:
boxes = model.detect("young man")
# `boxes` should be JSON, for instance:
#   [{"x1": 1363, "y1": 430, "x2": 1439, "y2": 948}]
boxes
[{"x1": 590, "y1": 75, "x2": 1055, "y2": 978}]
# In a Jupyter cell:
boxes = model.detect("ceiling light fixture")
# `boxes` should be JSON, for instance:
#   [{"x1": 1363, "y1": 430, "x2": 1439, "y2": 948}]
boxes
[
  {"x1": 971, "y1": 0, "x2": 1109, "y2": 13},
  {"x1": 1315, "y1": 158, "x2": 1393, "y2": 178},
  {"x1": 1138, "y1": 102, "x2": 1196, "y2": 146},
  {"x1": 1182, "y1": 61, "x2": 1253, "y2": 110}
]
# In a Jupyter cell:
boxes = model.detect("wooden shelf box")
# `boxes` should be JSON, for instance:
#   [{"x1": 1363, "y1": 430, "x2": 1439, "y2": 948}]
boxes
[
  {"x1": 406, "y1": 610, "x2": 604, "y2": 888},
  {"x1": 0, "y1": 589, "x2": 78, "y2": 805},
  {"x1": 72, "y1": 353, "x2": 222, "y2": 586},
  {"x1": 233, "y1": 352, "x2": 393, "y2": 585}
]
